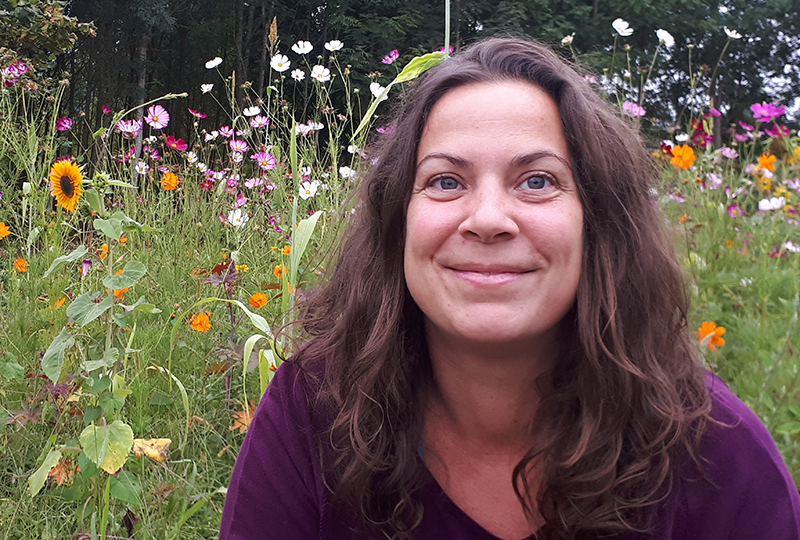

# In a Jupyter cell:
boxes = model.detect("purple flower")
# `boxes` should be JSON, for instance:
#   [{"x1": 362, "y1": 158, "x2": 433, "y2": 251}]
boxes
[
  {"x1": 381, "y1": 49, "x2": 400, "y2": 64},
  {"x1": 734, "y1": 133, "x2": 749, "y2": 142},
  {"x1": 439, "y1": 46, "x2": 454, "y2": 53},
  {"x1": 787, "y1": 179, "x2": 800, "y2": 193},
  {"x1": 81, "y1": 259, "x2": 92, "y2": 276},
  {"x1": 233, "y1": 193, "x2": 248, "y2": 208},
  {"x1": 719, "y1": 147, "x2": 739, "y2": 159},
  {"x1": 750, "y1": 102, "x2": 785, "y2": 123},
  {"x1": 219, "y1": 126, "x2": 234, "y2": 138},
  {"x1": 668, "y1": 193, "x2": 686, "y2": 203},
  {"x1": 56, "y1": 117, "x2": 73, "y2": 132},
  {"x1": 250, "y1": 115, "x2": 270, "y2": 128},
  {"x1": 245, "y1": 177, "x2": 265, "y2": 188},
  {"x1": 709, "y1": 108, "x2": 721, "y2": 117},
  {"x1": 765, "y1": 124, "x2": 790, "y2": 138},
  {"x1": 705, "y1": 173, "x2": 723, "y2": 189},
  {"x1": 727, "y1": 204, "x2": 744, "y2": 218},
  {"x1": 739, "y1": 121, "x2": 754, "y2": 131},
  {"x1": 117, "y1": 119, "x2": 143, "y2": 139},
  {"x1": 622, "y1": 101, "x2": 646, "y2": 117}
]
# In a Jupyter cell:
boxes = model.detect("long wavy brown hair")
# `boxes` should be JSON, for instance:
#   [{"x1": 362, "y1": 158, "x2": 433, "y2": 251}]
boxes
[{"x1": 292, "y1": 37, "x2": 711, "y2": 539}]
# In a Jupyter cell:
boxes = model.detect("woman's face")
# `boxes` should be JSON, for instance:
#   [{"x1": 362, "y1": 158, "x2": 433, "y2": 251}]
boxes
[{"x1": 404, "y1": 80, "x2": 583, "y2": 353}]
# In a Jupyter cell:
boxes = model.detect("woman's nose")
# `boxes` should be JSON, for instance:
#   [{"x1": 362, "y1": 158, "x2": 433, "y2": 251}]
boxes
[{"x1": 457, "y1": 184, "x2": 519, "y2": 243}]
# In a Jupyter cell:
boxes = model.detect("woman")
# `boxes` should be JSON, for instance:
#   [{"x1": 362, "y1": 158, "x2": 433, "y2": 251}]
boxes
[{"x1": 220, "y1": 38, "x2": 800, "y2": 539}]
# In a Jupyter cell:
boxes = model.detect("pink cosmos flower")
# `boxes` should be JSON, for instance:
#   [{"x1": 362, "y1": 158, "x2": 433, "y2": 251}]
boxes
[
  {"x1": 219, "y1": 126, "x2": 234, "y2": 138},
  {"x1": 204, "y1": 130, "x2": 219, "y2": 142},
  {"x1": 739, "y1": 121, "x2": 754, "y2": 131},
  {"x1": 117, "y1": 119, "x2": 143, "y2": 139},
  {"x1": 750, "y1": 102, "x2": 785, "y2": 123},
  {"x1": 439, "y1": 46, "x2": 454, "y2": 53},
  {"x1": 250, "y1": 115, "x2": 270, "y2": 128},
  {"x1": 233, "y1": 193, "x2": 248, "y2": 208},
  {"x1": 158, "y1": 166, "x2": 171, "y2": 173},
  {"x1": 719, "y1": 147, "x2": 738, "y2": 159},
  {"x1": 727, "y1": 204, "x2": 744, "y2": 218},
  {"x1": 229, "y1": 140, "x2": 249, "y2": 153},
  {"x1": 376, "y1": 125, "x2": 395, "y2": 134},
  {"x1": 708, "y1": 108, "x2": 721, "y2": 117},
  {"x1": 382, "y1": 49, "x2": 400, "y2": 64},
  {"x1": 734, "y1": 133, "x2": 749, "y2": 142},
  {"x1": 245, "y1": 177, "x2": 265, "y2": 188},
  {"x1": 102, "y1": 105, "x2": 112, "y2": 114},
  {"x1": 787, "y1": 179, "x2": 800, "y2": 193},
  {"x1": 765, "y1": 124, "x2": 790, "y2": 138},
  {"x1": 144, "y1": 104, "x2": 170, "y2": 129},
  {"x1": 622, "y1": 101, "x2": 646, "y2": 117},
  {"x1": 251, "y1": 151, "x2": 277, "y2": 170},
  {"x1": 165, "y1": 136, "x2": 188, "y2": 151},
  {"x1": 227, "y1": 175, "x2": 240, "y2": 188},
  {"x1": 668, "y1": 193, "x2": 686, "y2": 203},
  {"x1": 705, "y1": 172, "x2": 723, "y2": 189},
  {"x1": 188, "y1": 107, "x2": 207, "y2": 118},
  {"x1": 56, "y1": 117, "x2": 73, "y2": 131}
]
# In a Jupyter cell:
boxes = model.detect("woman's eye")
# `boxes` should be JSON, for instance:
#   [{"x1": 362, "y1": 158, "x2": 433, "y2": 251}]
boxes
[
  {"x1": 434, "y1": 177, "x2": 460, "y2": 190},
  {"x1": 524, "y1": 175, "x2": 550, "y2": 190}
]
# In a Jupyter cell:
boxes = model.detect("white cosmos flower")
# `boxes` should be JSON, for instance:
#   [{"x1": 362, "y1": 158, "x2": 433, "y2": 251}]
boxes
[
  {"x1": 227, "y1": 208, "x2": 249, "y2": 227},
  {"x1": 675, "y1": 133, "x2": 689, "y2": 142},
  {"x1": 311, "y1": 65, "x2": 331, "y2": 82},
  {"x1": 369, "y1": 81, "x2": 386, "y2": 98},
  {"x1": 292, "y1": 40, "x2": 313, "y2": 54},
  {"x1": 291, "y1": 69, "x2": 305, "y2": 81},
  {"x1": 724, "y1": 26, "x2": 742, "y2": 40},
  {"x1": 347, "y1": 144, "x2": 359, "y2": 154},
  {"x1": 231, "y1": 151, "x2": 244, "y2": 163},
  {"x1": 299, "y1": 180, "x2": 320, "y2": 200},
  {"x1": 758, "y1": 196, "x2": 786, "y2": 211},
  {"x1": 205, "y1": 57, "x2": 223, "y2": 69},
  {"x1": 324, "y1": 40, "x2": 343, "y2": 52},
  {"x1": 200, "y1": 83, "x2": 213, "y2": 93},
  {"x1": 243, "y1": 106, "x2": 261, "y2": 116},
  {"x1": 135, "y1": 161, "x2": 149, "y2": 175},
  {"x1": 308, "y1": 121, "x2": 324, "y2": 131},
  {"x1": 561, "y1": 33, "x2": 575, "y2": 46},
  {"x1": 612, "y1": 18, "x2": 633, "y2": 37},
  {"x1": 656, "y1": 29, "x2": 675, "y2": 47},
  {"x1": 783, "y1": 241, "x2": 800, "y2": 253},
  {"x1": 187, "y1": 151, "x2": 198, "y2": 163},
  {"x1": 270, "y1": 54, "x2": 291, "y2": 72},
  {"x1": 339, "y1": 166, "x2": 357, "y2": 179}
]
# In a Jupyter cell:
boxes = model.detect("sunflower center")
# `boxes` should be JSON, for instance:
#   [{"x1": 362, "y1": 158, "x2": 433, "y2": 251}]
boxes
[{"x1": 60, "y1": 175, "x2": 74, "y2": 198}]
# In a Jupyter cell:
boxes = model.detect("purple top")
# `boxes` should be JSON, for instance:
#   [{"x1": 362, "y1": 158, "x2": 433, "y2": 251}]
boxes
[{"x1": 220, "y1": 362, "x2": 800, "y2": 539}]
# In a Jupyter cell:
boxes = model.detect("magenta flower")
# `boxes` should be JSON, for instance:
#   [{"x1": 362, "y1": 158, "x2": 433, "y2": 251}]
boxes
[
  {"x1": 56, "y1": 117, "x2": 73, "y2": 131},
  {"x1": 117, "y1": 119, "x2": 143, "y2": 139},
  {"x1": 233, "y1": 193, "x2": 248, "y2": 208},
  {"x1": 144, "y1": 104, "x2": 170, "y2": 130},
  {"x1": 765, "y1": 124, "x2": 790, "y2": 138},
  {"x1": 720, "y1": 147, "x2": 739, "y2": 159},
  {"x1": 382, "y1": 49, "x2": 400, "y2": 64},
  {"x1": 439, "y1": 45, "x2": 454, "y2": 53},
  {"x1": 692, "y1": 131, "x2": 713, "y2": 148},
  {"x1": 227, "y1": 175, "x2": 240, "y2": 188},
  {"x1": 229, "y1": 140, "x2": 249, "y2": 153},
  {"x1": 165, "y1": 136, "x2": 188, "y2": 151},
  {"x1": 739, "y1": 121, "x2": 754, "y2": 131},
  {"x1": 250, "y1": 115, "x2": 270, "y2": 128},
  {"x1": 727, "y1": 204, "x2": 744, "y2": 218},
  {"x1": 245, "y1": 177, "x2": 265, "y2": 188},
  {"x1": 81, "y1": 259, "x2": 92, "y2": 276},
  {"x1": 734, "y1": 133, "x2": 749, "y2": 142},
  {"x1": 200, "y1": 178, "x2": 213, "y2": 191},
  {"x1": 750, "y1": 102, "x2": 785, "y2": 123},
  {"x1": 102, "y1": 105, "x2": 112, "y2": 114},
  {"x1": 709, "y1": 108, "x2": 721, "y2": 117},
  {"x1": 251, "y1": 151, "x2": 276, "y2": 171},
  {"x1": 622, "y1": 101, "x2": 646, "y2": 117},
  {"x1": 219, "y1": 126, "x2": 234, "y2": 138},
  {"x1": 188, "y1": 107, "x2": 207, "y2": 119},
  {"x1": 787, "y1": 179, "x2": 800, "y2": 193}
]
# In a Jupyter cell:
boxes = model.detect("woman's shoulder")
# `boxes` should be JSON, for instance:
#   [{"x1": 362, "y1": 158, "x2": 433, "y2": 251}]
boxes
[{"x1": 665, "y1": 372, "x2": 800, "y2": 539}]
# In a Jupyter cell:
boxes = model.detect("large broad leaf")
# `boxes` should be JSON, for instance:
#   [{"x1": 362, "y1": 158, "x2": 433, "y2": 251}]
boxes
[
  {"x1": 43, "y1": 245, "x2": 89, "y2": 277},
  {"x1": 81, "y1": 347, "x2": 119, "y2": 372},
  {"x1": 290, "y1": 210, "x2": 325, "y2": 282},
  {"x1": 67, "y1": 292, "x2": 114, "y2": 327},
  {"x1": 103, "y1": 261, "x2": 147, "y2": 289},
  {"x1": 80, "y1": 420, "x2": 134, "y2": 474},
  {"x1": 42, "y1": 327, "x2": 75, "y2": 382},
  {"x1": 110, "y1": 470, "x2": 142, "y2": 506},
  {"x1": 29, "y1": 449, "x2": 63, "y2": 497},
  {"x1": 119, "y1": 295, "x2": 161, "y2": 315},
  {"x1": 83, "y1": 189, "x2": 103, "y2": 215},
  {"x1": 94, "y1": 216, "x2": 123, "y2": 240}
]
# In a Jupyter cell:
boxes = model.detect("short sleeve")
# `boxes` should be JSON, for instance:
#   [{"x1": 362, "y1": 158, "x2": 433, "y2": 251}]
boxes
[
  {"x1": 674, "y1": 374, "x2": 800, "y2": 540},
  {"x1": 220, "y1": 362, "x2": 324, "y2": 539}
]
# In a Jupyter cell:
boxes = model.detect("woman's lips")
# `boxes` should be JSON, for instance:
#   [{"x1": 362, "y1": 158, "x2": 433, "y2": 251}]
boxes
[{"x1": 448, "y1": 267, "x2": 534, "y2": 286}]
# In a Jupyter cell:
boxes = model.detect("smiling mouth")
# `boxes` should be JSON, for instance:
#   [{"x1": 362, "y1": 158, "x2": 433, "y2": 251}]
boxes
[{"x1": 448, "y1": 267, "x2": 534, "y2": 285}]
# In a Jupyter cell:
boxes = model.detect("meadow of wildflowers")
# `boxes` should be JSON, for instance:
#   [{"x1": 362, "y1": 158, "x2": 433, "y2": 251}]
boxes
[{"x1": 0, "y1": 16, "x2": 799, "y2": 538}]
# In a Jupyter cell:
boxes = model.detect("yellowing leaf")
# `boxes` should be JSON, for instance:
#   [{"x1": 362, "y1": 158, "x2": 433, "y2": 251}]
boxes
[
  {"x1": 230, "y1": 400, "x2": 256, "y2": 433},
  {"x1": 80, "y1": 420, "x2": 134, "y2": 474},
  {"x1": 132, "y1": 438, "x2": 172, "y2": 462}
]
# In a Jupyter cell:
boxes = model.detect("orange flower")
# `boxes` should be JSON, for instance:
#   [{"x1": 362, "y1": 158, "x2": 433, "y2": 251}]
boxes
[
  {"x1": 190, "y1": 312, "x2": 212, "y2": 332},
  {"x1": 249, "y1": 292, "x2": 268, "y2": 308},
  {"x1": 273, "y1": 264, "x2": 285, "y2": 279},
  {"x1": 114, "y1": 288, "x2": 128, "y2": 300},
  {"x1": 758, "y1": 152, "x2": 777, "y2": 172},
  {"x1": 231, "y1": 400, "x2": 257, "y2": 433},
  {"x1": 161, "y1": 171, "x2": 179, "y2": 191},
  {"x1": 698, "y1": 321, "x2": 726, "y2": 351},
  {"x1": 54, "y1": 297, "x2": 66, "y2": 308},
  {"x1": 119, "y1": 235, "x2": 128, "y2": 245},
  {"x1": 0, "y1": 222, "x2": 10, "y2": 240},
  {"x1": 99, "y1": 243, "x2": 108, "y2": 261},
  {"x1": 670, "y1": 145, "x2": 696, "y2": 170},
  {"x1": 282, "y1": 245, "x2": 292, "y2": 256},
  {"x1": 13, "y1": 258, "x2": 27, "y2": 272},
  {"x1": 678, "y1": 213, "x2": 690, "y2": 225}
]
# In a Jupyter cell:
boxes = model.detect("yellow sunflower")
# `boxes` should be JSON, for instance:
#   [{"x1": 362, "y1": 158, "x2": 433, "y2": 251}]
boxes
[{"x1": 49, "y1": 160, "x2": 83, "y2": 212}]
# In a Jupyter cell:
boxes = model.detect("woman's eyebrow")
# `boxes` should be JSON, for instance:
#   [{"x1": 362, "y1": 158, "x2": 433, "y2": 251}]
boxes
[
  {"x1": 416, "y1": 152, "x2": 471, "y2": 168},
  {"x1": 511, "y1": 151, "x2": 571, "y2": 169}
]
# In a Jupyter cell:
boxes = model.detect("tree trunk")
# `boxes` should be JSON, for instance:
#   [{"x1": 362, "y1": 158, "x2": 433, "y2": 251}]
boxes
[{"x1": 133, "y1": 33, "x2": 150, "y2": 185}]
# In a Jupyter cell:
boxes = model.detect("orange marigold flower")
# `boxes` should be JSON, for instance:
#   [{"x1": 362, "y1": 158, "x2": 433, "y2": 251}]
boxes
[
  {"x1": 678, "y1": 213, "x2": 690, "y2": 225},
  {"x1": 114, "y1": 288, "x2": 128, "y2": 300},
  {"x1": 758, "y1": 152, "x2": 777, "y2": 172},
  {"x1": 190, "y1": 312, "x2": 212, "y2": 332},
  {"x1": 0, "y1": 222, "x2": 10, "y2": 240},
  {"x1": 161, "y1": 171, "x2": 179, "y2": 191},
  {"x1": 273, "y1": 264, "x2": 285, "y2": 279},
  {"x1": 13, "y1": 258, "x2": 27, "y2": 272},
  {"x1": 55, "y1": 297, "x2": 66, "y2": 308},
  {"x1": 698, "y1": 321, "x2": 726, "y2": 351},
  {"x1": 670, "y1": 145, "x2": 696, "y2": 170},
  {"x1": 282, "y1": 245, "x2": 292, "y2": 256},
  {"x1": 99, "y1": 243, "x2": 108, "y2": 261},
  {"x1": 249, "y1": 292, "x2": 268, "y2": 308}
]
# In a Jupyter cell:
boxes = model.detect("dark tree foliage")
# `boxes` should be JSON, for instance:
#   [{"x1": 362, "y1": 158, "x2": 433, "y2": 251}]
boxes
[{"x1": 30, "y1": 0, "x2": 797, "y2": 146}]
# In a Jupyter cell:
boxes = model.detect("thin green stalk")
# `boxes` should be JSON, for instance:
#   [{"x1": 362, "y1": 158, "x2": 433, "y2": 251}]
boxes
[{"x1": 444, "y1": 0, "x2": 451, "y2": 55}]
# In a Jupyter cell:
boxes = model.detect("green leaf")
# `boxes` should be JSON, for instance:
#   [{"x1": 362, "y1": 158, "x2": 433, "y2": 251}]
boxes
[
  {"x1": 103, "y1": 261, "x2": 147, "y2": 289},
  {"x1": 26, "y1": 226, "x2": 41, "y2": 249},
  {"x1": 150, "y1": 393, "x2": 174, "y2": 406},
  {"x1": 43, "y1": 245, "x2": 89, "y2": 277},
  {"x1": 120, "y1": 295, "x2": 161, "y2": 315},
  {"x1": 42, "y1": 327, "x2": 75, "y2": 382},
  {"x1": 99, "y1": 392, "x2": 125, "y2": 415},
  {"x1": 79, "y1": 420, "x2": 134, "y2": 474},
  {"x1": 86, "y1": 374, "x2": 112, "y2": 395},
  {"x1": 78, "y1": 451, "x2": 100, "y2": 479},
  {"x1": 394, "y1": 51, "x2": 446, "y2": 83},
  {"x1": 94, "y1": 216, "x2": 123, "y2": 240},
  {"x1": 110, "y1": 470, "x2": 142, "y2": 506},
  {"x1": 776, "y1": 421, "x2": 800, "y2": 436},
  {"x1": 106, "y1": 180, "x2": 135, "y2": 189},
  {"x1": 0, "y1": 361, "x2": 24, "y2": 380},
  {"x1": 29, "y1": 449, "x2": 63, "y2": 497},
  {"x1": 81, "y1": 347, "x2": 119, "y2": 372},
  {"x1": 83, "y1": 189, "x2": 103, "y2": 215},
  {"x1": 290, "y1": 211, "x2": 324, "y2": 286},
  {"x1": 84, "y1": 406, "x2": 101, "y2": 425},
  {"x1": 92, "y1": 127, "x2": 107, "y2": 140},
  {"x1": 67, "y1": 292, "x2": 114, "y2": 327}
]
